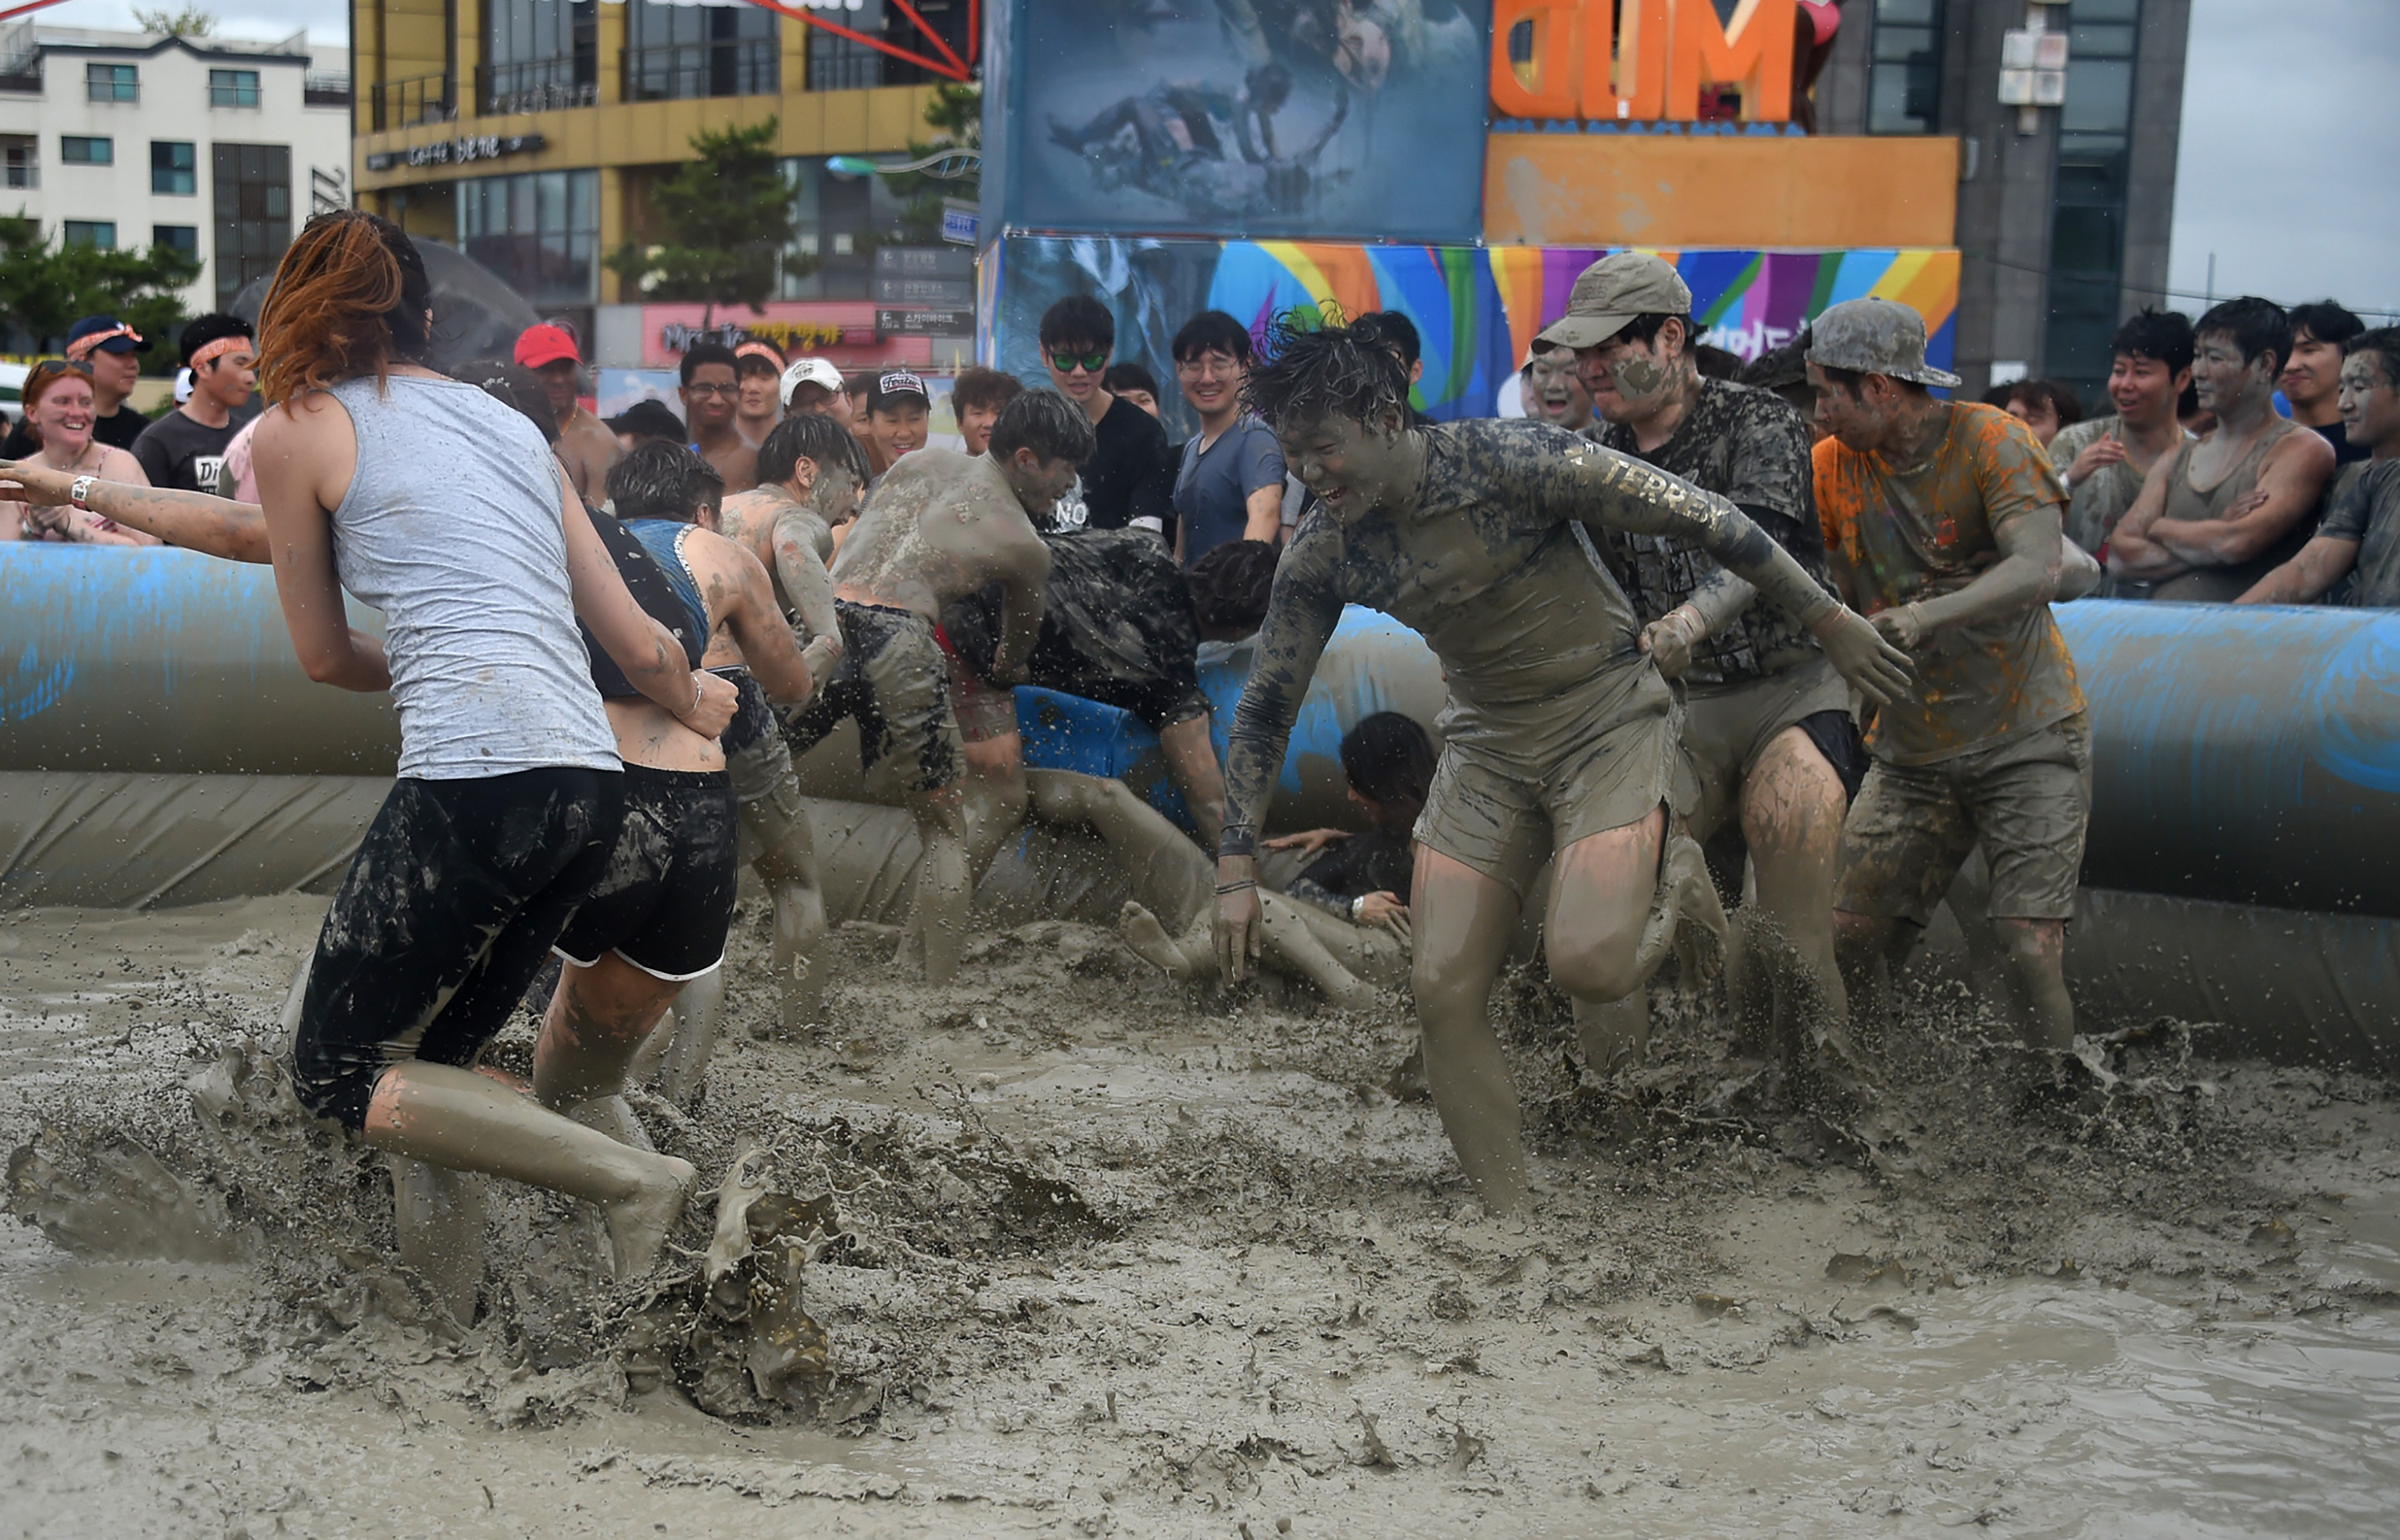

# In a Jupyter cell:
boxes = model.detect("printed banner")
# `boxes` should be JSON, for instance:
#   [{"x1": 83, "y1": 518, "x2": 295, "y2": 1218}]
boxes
[
  {"x1": 989, "y1": 235, "x2": 1958, "y2": 432},
  {"x1": 988, "y1": 0, "x2": 1493, "y2": 244}
]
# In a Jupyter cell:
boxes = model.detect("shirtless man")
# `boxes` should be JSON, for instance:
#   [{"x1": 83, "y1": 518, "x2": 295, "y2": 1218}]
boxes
[
  {"x1": 1550, "y1": 253, "x2": 1864, "y2": 1082},
  {"x1": 680, "y1": 342, "x2": 760, "y2": 494},
  {"x1": 702, "y1": 412, "x2": 872, "y2": 1030},
  {"x1": 780, "y1": 449, "x2": 1054, "y2": 984},
  {"x1": 518, "y1": 322, "x2": 621, "y2": 502},
  {"x1": 2047, "y1": 309, "x2": 2194, "y2": 558},
  {"x1": 2108, "y1": 297, "x2": 2337, "y2": 602},
  {"x1": 734, "y1": 340, "x2": 786, "y2": 446},
  {"x1": 1218, "y1": 318, "x2": 1910, "y2": 1210}
]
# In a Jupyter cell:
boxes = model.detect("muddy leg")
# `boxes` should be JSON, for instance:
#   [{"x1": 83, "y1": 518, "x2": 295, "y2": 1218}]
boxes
[
  {"x1": 658, "y1": 964, "x2": 725, "y2": 1107},
  {"x1": 1991, "y1": 917, "x2": 2073, "y2": 1051},
  {"x1": 1833, "y1": 911, "x2": 1917, "y2": 1062},
  {"x1": 388, "y1": 1156, "x2": 487, "y2": 1326},
  {"x1": 739, "y1": 781, "x2": 828, "y2": 1034},
  {"x1": 1291, "y1": 902, "x2": 1410, "y2": 991},
  {"x1": 962, "y1": 731, "x2": 1031, "y2": 883},
  {"x1": 1118, "y1": 900, "x2": 1207, "y2": 981},
  {"x1": 1158, "y1": 715, "x2": 1228, "y2": 850},
  {"x1": 1740, "y1": 726, "x2": 1851, "y2": 1067},
  {"x1": 1027, "y1": 769, "x2": 1213, "y2": 926},
  {"x1": 1258, "y1": 891, "x2": 1382, "y2": 1010},
  {"x1": 1549, "y1": 808, "x2": 1671, "y2": 1074},
  {"x1": 362, "y1": 1062, "x2": 695, "y2": 1278},
  {"x1": 1411, "y1": 847, "x2": 1530, "y2": 1212},
  {"x1": 909, "y1": 784, "x2": 971, "y2": 986}
]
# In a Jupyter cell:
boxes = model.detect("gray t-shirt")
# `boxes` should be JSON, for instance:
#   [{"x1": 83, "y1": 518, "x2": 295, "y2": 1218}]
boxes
[
  {"x1": 326, "y1": 374, "x2": 618, "y2": 779},
  {"x1": 1173, "y1": 414, "x2": 1285, "y2": 566},
  {"x1": 2320, "y1": 458, "x2": 2400, "y2": 608},
  {"x1": 2050, "y1": 414, "x2": 2193, "y2": 555}
]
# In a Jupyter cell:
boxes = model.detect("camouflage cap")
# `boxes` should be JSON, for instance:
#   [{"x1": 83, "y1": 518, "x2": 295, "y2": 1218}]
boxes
[
  {"x1": 1806, "y1": 298, "x2": 1962, "y2": 389},
  {"x1": 1537, "y1": 253, "x2": 1694, "y2": 350}
]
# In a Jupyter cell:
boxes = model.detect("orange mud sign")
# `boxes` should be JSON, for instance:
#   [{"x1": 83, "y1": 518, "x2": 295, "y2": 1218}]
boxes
[{"x1": 1492, "y1": 0, "x2": 1798, "y2": 123}]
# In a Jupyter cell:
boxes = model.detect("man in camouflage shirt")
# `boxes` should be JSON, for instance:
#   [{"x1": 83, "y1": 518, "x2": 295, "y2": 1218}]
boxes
[{"x1": 1549, "y1": 254, "x2": 1867, "y2": 1083}]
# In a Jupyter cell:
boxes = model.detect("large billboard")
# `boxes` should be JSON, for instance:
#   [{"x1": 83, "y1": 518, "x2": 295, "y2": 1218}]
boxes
[
  {"x1": 986, "y1": 0, "x2": 1493, "y2": 245},
  {"x1": 985, "y1": 234, "x2": 1958, "y2": 434}
]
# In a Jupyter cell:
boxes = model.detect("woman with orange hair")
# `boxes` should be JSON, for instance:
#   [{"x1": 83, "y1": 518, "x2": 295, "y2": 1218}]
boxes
[
  {"x1": 0, "y1": 358, "x2": 154, "y2": 543},
  {"x1": 240, "y1": 210, "x2": 738, "y2": 1304}
]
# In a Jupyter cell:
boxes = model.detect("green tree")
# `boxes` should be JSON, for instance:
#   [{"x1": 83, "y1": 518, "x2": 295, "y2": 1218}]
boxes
[
  {"x1": 131, "y1": 5, "x2": 216, "y2": 38},
  {"x1": 887, "y1": 81, "x2": 982, "y2": 247},
  {"x1": 605, "y1": 118, "x2": 806, "y2": 326},
  {"x1": 0, "y1": 214, "x2": 202, "y2": 365}
]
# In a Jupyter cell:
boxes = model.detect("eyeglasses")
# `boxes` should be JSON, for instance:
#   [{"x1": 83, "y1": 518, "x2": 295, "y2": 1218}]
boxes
[
  {"x1": 1050, "y1": 350, "x2": 1109, "y2": 374},
  {"x1": 686, "y1": 382, "x2": 738, "y2": 398}
]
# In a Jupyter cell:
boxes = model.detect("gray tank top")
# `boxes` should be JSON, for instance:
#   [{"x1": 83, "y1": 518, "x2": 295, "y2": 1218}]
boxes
[
  {"x1": 2146, "y1": 417, "x2": 2312, "y2": 603},
  {"x1": 326, "y1": 374, "x2": 618, "y2": 778}
]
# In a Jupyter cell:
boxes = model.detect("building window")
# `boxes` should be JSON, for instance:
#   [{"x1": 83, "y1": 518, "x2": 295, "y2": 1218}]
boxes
[
  {"x1": 458, "y1": 168, "x2": 599, "y2": 306},
  {"x1": 208, "y1": 69, "x2": 262, "y2": 108},
  {"x1": 1866, "y1": 0, "x2": 1944, "y2": 134},
  {"x1": 213, "y1": 142, "x2": 291, "y2": 311},
  {"x1": 623, "y1": 0, "x2": 777, "y2": 102},
  {"x1": 802, "y1": 0, "x2": 969, "y2": 90},
  {"x1": 63, "y1": 220, "x2": 115, "y2": 248},
  {"x1": 61, "y1": 135, "x2": 112, "y2": 166},
  {"x1": 86, "y1": 62, "x2": 138, "y2": 102},
  {"x1": 2, "y1": 136, "x2": 35, "y2": 190},
  {"x1": 2044, "y1": 0, "x2": 2143, "y2": 398},
  {"x1": 154, "y1": 224, "x2": 199, "y2": 258},
  {"x1": 483, "y1": 0, "x2": 599, "y2": 113},
  {"x1": 774, "y1": 155, "x2": 910, "y2": 301},
  {"x1": 151, "y1": 140, "x2": 197, "y2": 195}
]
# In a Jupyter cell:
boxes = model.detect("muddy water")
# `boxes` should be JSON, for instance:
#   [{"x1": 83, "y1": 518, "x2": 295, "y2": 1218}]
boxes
[{"x1": 1, "y1": 894, "x2": 2395, "y2": 1538}]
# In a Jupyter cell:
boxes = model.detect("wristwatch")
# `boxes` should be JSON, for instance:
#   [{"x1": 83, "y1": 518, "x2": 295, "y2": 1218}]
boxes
[{"x1": 68, "y1": 474, "x2": 95, "y2": 511}]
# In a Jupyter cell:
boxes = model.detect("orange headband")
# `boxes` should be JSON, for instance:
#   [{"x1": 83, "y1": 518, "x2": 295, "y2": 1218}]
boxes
[
  {"x1": 735, "y1": 341, "x2": 785, "y2": 370},
  {"x1": 190, "y1": 335, "x2": 254, "y2": 370},
  {"x1": 66, "y1": 324, "x2": 142, "y2": 362}
]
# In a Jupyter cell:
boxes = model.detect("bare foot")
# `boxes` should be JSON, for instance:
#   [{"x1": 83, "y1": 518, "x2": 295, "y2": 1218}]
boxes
[
  {"x1": 602, "y1": 1154, "x2": 697, "y2": 1278},
  {"x1": 1118, "y1": 901, "x2": 1200, "y2": 982}
]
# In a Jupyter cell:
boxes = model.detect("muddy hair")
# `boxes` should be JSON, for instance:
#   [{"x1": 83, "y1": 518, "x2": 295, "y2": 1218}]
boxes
[
  {"x1": 456, "y1": 358, "x2": 558, "y2": 446},
  {"x1": 607, "y1": 440, "x2": 719, "y2": 524},
  {"x1": 990, "y1": 387, "x2": 1098, "y2": 466},
  {"x1": 256, "y1": 210, "x2": 433, "y2": 405},
  {"x1": 1339, "y1": 711, "x2": 1435, "y2": 828},
  {"x1": 2347, "y1": 327, "x2": 2400, "y2": 394},
  {"x1": 1243, "y1": 311, "x2": 1411, "y2": 432},
  {"x1": 758, "y1": 410, "x2": 870, "y2": 489},
  {"x1": 1183, "y1": 538, "x2": 1279, "y2": 634}
]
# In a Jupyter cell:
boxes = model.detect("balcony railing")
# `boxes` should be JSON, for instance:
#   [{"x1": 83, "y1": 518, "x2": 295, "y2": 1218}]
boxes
[
  {"x1": 478, "y1": 58, "x2": 597, "y2": 116},
  {"x1": 304, "y1": 70, "x2": 350, "y2": 106},
  {"x1": 370, "y1": 72, "x2": 455, "y2": 132},
  {"x1": 621, "y1": 38, "x2": 777, "y2": 103},
  {"x1": 0, "y1": 66, "x2": 37, "y2": 94}
]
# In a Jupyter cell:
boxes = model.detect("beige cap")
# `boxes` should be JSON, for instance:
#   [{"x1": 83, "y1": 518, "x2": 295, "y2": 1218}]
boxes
[
  {"x1": 1806, "y1": 298, "x2": 1963, "y2": 389},
  {"x1": 1536, "y1": 253, "x2": 1695, "y2": 350}
]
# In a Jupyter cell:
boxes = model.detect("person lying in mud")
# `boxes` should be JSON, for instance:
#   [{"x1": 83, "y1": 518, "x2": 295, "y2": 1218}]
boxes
[
  {"x1": 249, "y1": 212, "x2": 737, "y2": 1283},
  {"x1": 780, "y1": 446, "x2": 1053, "y2": 986},
  {"x1": 1119, "y1": 710, "x2": 1432, "y2": 1009},
  {"x1": 1218, "y1": 315, "x2": 1913, "y2": 1212}
]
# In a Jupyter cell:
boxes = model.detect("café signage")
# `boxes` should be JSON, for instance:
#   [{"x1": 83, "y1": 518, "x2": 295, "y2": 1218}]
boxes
[
  {"x1": 364, "y1": 133, "x2": 546, "y2": 173},
  {"x1": 1491, "y1": 0, "x2": 1798, "y2": 125}
]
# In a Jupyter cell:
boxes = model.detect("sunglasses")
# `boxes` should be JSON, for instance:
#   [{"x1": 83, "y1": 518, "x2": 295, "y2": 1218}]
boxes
[
  {"x1": 29, "y1": 359, "x2": 94, "y2": 379},
  {"x1": 1050, "y1": 350, "x2": 1109, "y2": 374}
]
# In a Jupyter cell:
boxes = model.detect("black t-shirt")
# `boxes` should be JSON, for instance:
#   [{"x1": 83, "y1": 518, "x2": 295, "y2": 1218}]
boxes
[
  {"x1": 2310, "y1": 417, "x2": 2370, "y2": 467},
  {"x1": 1287, "y1": 822, "x2": 1414, "y2": 916},
  {"x1": 2, "y1": 403, "x2": 149, "y2": 459},
  {"x1": 130, "y1": 405, "x2": 256, "y2": 495},
  {"x1": 1048, "y1": 396, "x2": 1175, "y2": 538}
]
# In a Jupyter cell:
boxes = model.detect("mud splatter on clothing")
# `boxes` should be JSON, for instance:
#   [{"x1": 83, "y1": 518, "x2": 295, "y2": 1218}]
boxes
[
  {"x1": 1814, "y1": 402, "x2": 2084, "y2": 765},
  {"x1": 780, "y1": 600, "x2": 962, "y2": 797},
  {"x1": 554, "y1": 764, "x2": 740, "y2": 982}
]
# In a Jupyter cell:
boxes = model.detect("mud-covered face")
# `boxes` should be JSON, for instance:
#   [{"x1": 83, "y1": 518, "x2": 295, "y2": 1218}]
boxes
[
  {"x1": 2338, "y1": 350, "x2": 2400, "y2": 454},
  {"x1": 1274, "y1": 407, "x2": 1408, "y2": 521},
  {"x1": 1004, "y1": 450, "x2": 1081, "y2": 516},
  {"x1": 1577, "y1": 322, "x2": 1682, "y2": 425},
  {"x1": 2281, "y1": 327, "x2": 2345, "y2": 412},
  {"x1": 1806, "y1": 363, "x2": 1897, "y2": 454},
  {"x1": 2108, "y1": 352, "x2": 2186, "y2": 429},
  {"x1": 2192, "y1": 330, "x2": 2274, "y2": 417},
  {"x1": 1526, "y1": 350, "x2": 1591, "y2": 430},
  {"x1": 786, "y1": 382, "x2": 837, "y2": 418},
  {"x1": 809, "y1": 464, "x2": 862, "y2": 526}
]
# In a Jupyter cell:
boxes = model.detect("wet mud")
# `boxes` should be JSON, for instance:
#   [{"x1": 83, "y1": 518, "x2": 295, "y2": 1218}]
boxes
[{"x1": 2, "y1": 891, "x2": 2398, "y2": 1536}]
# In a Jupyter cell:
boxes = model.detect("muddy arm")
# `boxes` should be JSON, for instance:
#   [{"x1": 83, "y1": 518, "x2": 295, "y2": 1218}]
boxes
[
  {"x1": 1218, "y1": 530, "x2": 1346, "y2": 858},
  {"x1": 1558, "y1": 445, "x2": 1837, "y2": 626},
  {"x1": 990, "y1": 530, "x2": 1054, "y2": 682},
  {"x1": 2147, "y1": 431, "x2": 2336, "y2": 566},
  {"x1": 770, "y1": 503, "x2": 842, "y2": 674}
]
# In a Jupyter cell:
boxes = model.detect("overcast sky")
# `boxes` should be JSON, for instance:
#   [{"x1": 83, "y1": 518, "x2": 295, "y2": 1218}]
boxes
[{"x1": 29, "y1": 0, "x2": 2398, "y2": 318}]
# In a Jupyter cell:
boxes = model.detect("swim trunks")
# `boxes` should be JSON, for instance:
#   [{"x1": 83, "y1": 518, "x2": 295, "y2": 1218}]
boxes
[
  {"x1": 780, "y1": 599, "x2": 962, "y2": 797},
  {"x1": 554, "y1": 763, "x2": 741, "y2": 982}
]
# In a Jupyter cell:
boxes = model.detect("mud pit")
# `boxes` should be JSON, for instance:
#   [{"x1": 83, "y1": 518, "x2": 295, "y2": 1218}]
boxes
[{"x1": 3, "y1": 892, "x2": 2398, "y2": 1538}]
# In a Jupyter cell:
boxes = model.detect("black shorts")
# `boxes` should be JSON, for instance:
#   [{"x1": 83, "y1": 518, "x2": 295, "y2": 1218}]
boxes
[
  {"x1": 781, "y1": 600, "x2": 963, "y2": 797},
  {"x1": 554, "y1": 764, "x2": 740, "y2": 982},
  {"x1": 719, "y1": 666, "x2": 773, "y2": 758},
  {"x1": 288, "y1": 766, "x2": 625, "y2": 1130}
]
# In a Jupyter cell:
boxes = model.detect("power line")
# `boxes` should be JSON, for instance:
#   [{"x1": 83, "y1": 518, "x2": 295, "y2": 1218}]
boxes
[{"x1": 1957, "y1": 249, "x2": 2400, "y2": 323}]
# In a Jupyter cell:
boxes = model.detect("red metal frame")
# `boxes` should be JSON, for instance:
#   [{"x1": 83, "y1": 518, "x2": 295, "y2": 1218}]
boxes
[
  {"x1": 0, "y1": 0, "x2": 68, "y2": 22},
  {"x1": 739, "y1": 0, "x2": 975, "y2": 83}
]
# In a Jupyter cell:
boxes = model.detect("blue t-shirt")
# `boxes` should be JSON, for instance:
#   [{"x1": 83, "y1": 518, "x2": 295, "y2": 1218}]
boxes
[{"x1": 1173, "y1": 414, "x2": 1286, "y2": 567}]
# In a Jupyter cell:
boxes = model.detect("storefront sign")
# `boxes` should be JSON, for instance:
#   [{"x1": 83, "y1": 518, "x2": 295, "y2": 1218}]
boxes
[
  {"x1": 364, "y1": 133, "x2": 547, "y2": 173},
  {"x1": 1490, "y1": 0, "x2": 1796, "y2": 126},
  {"x1": 640, "y1": 301, "x2": 932, "y2": 370},
  {"x1": 876, "y1": 309, "x2": 975, "y2": 336}
]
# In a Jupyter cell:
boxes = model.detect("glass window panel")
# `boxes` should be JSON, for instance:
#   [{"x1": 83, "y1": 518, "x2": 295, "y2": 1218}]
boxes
[
  {"x1": 1876, "y1": 0, "x2": 1938, "y2": 22},
  {"x1": 538, "y1": 170, "x2": 566, "y2": 234},
  {"x1": 2070, "y1": 0, "x2": 2139, "y2": 22},
  {"x1": 2050, "y1": 205, "x2": 2120, "y2": 274},
  {"x1": 2070, "y1": 23, "x2": 2136, "y2": 57},
  {"x1": 2060, "y1": 58, "x2": 2133, "y2": 133}
]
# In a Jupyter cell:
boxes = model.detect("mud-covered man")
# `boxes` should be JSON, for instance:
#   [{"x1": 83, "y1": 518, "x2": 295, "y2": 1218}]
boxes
[
  {"x1": 1549, "y1": 253, "x2": 1865, "y2": 1082},
  {"x1": 780, "y1": 448, "x2": 1052, "y2": 985},
  {"x1": 1218, "y1": 318, "x2": 1910, "y2": 1210},
  {"x1": 2238, "y1": 326, "x2": 2400, "y2": 608},
  {"x1": 1806, "y1": 298, "x2": 2087, "y2": 1062}
]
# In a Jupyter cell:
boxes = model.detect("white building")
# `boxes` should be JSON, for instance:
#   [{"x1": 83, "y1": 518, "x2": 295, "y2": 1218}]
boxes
[{"x1": 0, "y1": 23, "x2": 350, "y2": 317}]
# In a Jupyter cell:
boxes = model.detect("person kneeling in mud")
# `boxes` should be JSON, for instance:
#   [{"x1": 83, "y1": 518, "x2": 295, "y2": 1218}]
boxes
[
  {"x1": 1118, "y1": 711, "x2": 1432, "y2": 1010},
  {"x1": 780, "y1": 448, "x2": 1054, "y2": 985},
  {"x1": 1218, "y1": 316, "x2": 1911, "y2": 1212}
]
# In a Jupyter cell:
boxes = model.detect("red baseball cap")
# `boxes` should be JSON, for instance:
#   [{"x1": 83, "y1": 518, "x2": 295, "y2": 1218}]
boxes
[{"x1": 514, "y1": 323, "x2": 581, "y2": 370}]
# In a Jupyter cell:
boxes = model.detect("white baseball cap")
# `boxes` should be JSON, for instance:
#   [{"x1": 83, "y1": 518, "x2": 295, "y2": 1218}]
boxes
[{"x1": 780, "y1": 357, "x2": 845, "y2": 406}]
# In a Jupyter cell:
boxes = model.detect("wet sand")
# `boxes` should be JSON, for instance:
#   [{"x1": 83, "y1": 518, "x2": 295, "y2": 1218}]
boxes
[{"x1": 3, "y1": 892, "x2": 2398, "y2": 1537}]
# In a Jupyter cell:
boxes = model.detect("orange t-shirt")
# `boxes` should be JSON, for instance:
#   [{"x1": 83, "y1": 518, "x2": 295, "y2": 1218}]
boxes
[{"x1": 1814, "y1": 402, "x2": 2085, "y2": 764}]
